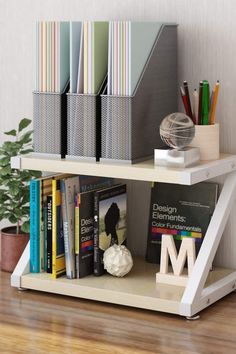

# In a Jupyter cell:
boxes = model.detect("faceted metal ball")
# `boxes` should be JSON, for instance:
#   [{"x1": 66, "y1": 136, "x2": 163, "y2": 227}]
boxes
[{"x1": 160, "y1": 113, "x2": 195, "y2": 149}]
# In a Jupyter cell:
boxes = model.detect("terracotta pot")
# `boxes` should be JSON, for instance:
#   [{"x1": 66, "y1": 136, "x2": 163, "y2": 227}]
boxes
[{"x1": 0, "y1": 227, "x2": 29, "y2": 273}]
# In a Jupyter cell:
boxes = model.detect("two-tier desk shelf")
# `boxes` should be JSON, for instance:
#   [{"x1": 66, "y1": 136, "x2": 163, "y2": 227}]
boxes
[{"x1": 11, "y1": 154, "x2": 236, "y2": 318}]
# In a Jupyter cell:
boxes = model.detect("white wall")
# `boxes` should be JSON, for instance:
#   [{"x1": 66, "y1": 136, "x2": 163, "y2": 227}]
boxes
[{"x1": 0, "y1": 0, "x2": 236, "y2": 266}]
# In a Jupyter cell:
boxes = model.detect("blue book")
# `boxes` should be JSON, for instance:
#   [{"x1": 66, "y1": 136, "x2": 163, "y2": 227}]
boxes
[{"x1": 30, "y1": 179, "x2": 40, "y2": 273}]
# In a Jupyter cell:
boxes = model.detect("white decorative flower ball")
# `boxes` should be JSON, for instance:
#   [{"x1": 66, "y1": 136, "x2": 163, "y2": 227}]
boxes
[{"x1": 103, "y1": 244, "x2": 133, "y2": 277}]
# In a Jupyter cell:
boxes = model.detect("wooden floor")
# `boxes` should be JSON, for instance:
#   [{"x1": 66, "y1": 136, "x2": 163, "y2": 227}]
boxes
[{"x1": 1, "y1": 271, "x2": 236, "y2": 354}]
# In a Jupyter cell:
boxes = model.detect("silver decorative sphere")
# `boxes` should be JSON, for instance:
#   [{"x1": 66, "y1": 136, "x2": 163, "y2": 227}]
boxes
[
  {"x1": 160, "y1": 113, "x2": 195, "y2": 149},
  {"x1": 103, "y1": 244, "x2": 133, "y2": 277}
]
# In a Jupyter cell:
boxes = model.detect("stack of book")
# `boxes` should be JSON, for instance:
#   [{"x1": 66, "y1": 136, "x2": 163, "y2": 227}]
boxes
[{"x1": 30, "y1": 174, "x2": 127, "y2": 279}]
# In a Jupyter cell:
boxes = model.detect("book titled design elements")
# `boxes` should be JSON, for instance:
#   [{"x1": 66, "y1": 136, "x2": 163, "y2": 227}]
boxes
[
  {"x1": 94, "y1": 184, "x2": 127, "y2": 276},
  {"x1": 75, "y1": 190, "x2": 95, "y2": 278},
  {"x1": 74, "y1": 177, "x2": 113, "y2": 278},
  {"x1": 146, "y1": 182, "x2": 218, "y2": 264}
]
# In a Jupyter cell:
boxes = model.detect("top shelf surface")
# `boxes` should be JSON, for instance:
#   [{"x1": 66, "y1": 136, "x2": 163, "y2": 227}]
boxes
[{"x1": 11, "y1": 153, "x2": 236, "y2": 185}]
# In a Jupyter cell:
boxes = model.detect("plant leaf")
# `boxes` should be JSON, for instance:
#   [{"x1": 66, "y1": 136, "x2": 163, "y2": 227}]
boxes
[
  {"x1": 9, "y1": 215, "x2": 17, "y2": 224},
  {"x1": 21, "y1": 222, "x2": 30, "y2": 233},
  {"x1": 0, "y1": 165, "x2": 11, "y2": 176},
  {"x1": 8, "y1": 183, "x2": 19, "y2": 196},
  {"x1": 21, "y1": 191, "x2": 30, "y2": 205},
  {"x1": 20, "y1": 148, "x2": 34, "y2": 155},
  {"x1": 0, "y1": 156, "x2": 10, "y2": 167},
  {"x1": 18, "y1": 131, "x2": 33, "y2": 145},
  {"x1": 30, "y1": 170, "x2": 42, "y2": 178},
  {"x1": 4, "y1": 129, "x2": 17, "y2": 136},
  {"x1": 18, "y1": 118, "x2": 31, "y2": 132}
]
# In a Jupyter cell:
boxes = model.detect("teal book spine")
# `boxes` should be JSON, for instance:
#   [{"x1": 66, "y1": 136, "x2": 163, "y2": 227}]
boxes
[{"x1": 30, "y1": 179, "x2": 40, "y2": 273}]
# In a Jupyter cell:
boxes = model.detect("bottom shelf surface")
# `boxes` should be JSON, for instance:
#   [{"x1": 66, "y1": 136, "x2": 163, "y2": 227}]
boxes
[{"x1": 20, "y1": 257, "x2": 234, "y2": 315}]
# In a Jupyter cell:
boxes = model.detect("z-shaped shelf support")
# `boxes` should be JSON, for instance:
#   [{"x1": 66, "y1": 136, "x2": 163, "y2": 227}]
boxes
[
  {"x1": 11, "y1": 242, "x2": 30, "y2": 288},
  {"x1": 180, "y1": 171, "x2": 236, "y2": 316}
]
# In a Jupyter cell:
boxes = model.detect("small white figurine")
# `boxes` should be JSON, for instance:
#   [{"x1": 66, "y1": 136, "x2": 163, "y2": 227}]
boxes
[{"x1": 103, "y1": 244, "x2": 133, "y2": 277}]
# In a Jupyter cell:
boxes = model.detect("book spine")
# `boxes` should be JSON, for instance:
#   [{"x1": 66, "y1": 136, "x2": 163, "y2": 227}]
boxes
[
  {"x1": 30, "y1": 180, "x2": 40, "y2": 273},
  {"x1": 39, "y1": 180, "x2": 44, "y2": 272},
  {"x1": 77, "y1": 192, "x2": 94, "y2": 278},
  {"x1": 75, "y1": 204, "x2": 79, "y2": 278},
  {"x1": 47, "y1": 195, "x2": 52, "y2": 273},
  {"x1": 52, "y1": 179, "x2": 57, "y2": 279},
  {"x1": 93, "y1": 192, "x2": 102, "y2": 276},
  {"x1": 52, "y1": 179, "x2": 66, "y2": 279},
  {"x1": 43, "y1": 203, "x2": 48, "y2": 271},
  {"x1": 61, "y1": 180, "x2": 74, "y2": 279}
]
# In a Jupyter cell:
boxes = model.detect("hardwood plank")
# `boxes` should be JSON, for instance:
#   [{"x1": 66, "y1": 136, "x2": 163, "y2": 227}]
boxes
[{"x1": 1, "y1": 271, "x2": 236, "y2": 353}]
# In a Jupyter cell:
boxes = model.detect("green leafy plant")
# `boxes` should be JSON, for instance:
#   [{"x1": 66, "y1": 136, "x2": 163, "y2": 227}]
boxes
[{"x1": 0, "y1": 118, "x2": 41, "y2": 234}]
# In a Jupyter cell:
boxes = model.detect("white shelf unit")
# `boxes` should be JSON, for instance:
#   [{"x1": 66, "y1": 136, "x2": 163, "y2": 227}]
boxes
[{"x1": 11, "y1": 154, "x2": 236, "y2": 317}]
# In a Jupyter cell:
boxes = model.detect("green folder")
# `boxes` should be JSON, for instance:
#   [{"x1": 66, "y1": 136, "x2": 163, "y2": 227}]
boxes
[
  {"x1": 130, "y1": 22, "x2": 162, "y2": 95},
  {"x1": 92, "y1": 22, "x2": 109, "y2": 94}
]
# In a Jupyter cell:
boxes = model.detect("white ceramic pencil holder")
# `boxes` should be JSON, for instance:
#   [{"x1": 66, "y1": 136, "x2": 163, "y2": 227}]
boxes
[{"x1": 189, "y1": 123, "x2": 219, "y2": 160}]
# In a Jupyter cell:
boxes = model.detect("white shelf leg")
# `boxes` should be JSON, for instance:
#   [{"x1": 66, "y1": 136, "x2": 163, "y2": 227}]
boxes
[
  {"x1": 11, "y1": 241, "x2": 30, "y2": 288},
  {"x1": 180, "y1": 171, "x2": 236, "y2": 316}
]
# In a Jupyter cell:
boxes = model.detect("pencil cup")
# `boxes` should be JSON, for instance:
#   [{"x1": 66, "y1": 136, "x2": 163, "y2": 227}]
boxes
[{"x1": 189, "y1": 123, "x2": 219, "y2": 160}]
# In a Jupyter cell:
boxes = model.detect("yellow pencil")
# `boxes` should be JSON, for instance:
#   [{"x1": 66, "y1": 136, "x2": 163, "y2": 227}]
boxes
[{"x1": 209, "y1": 81, "x2": 220, "y2": 125}]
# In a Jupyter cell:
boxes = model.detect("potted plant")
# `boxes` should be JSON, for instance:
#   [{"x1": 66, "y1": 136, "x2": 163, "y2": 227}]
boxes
[{"x1": 0, "y1": 118, "x2": 41, "y2": 272}]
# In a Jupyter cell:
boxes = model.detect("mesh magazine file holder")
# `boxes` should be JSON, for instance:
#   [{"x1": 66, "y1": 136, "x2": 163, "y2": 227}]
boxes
[
  {"x1": 66, "y1": 77, "x2": 107, "y2": 162},
  {"x1": 33, "y1": 82, "x2": 69, "y2": 158},
  {"x1": 101, "y1": 24, "x2": 178, "y2": 164}
]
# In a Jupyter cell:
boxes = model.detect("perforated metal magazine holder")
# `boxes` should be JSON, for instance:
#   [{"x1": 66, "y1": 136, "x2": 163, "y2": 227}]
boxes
[
  {"x1": 33, "y1": 83, "x2": 69, "y2": 158},
  {"x1": 66, "y1": 78, "x2": 107, "y2": 162},
  {"x1": 101, "y1": 24, "x2": 178, "y2": 164}
]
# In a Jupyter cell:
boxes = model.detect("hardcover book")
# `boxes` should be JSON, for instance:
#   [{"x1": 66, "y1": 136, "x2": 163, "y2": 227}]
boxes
[
  {"x1": 74, "y1": 177, "x2": 113, "y2": 278},
  {"x1": 75, "y1": 190, "x2": 95, "y2": 278},
  {"x1": 61, "y1": 176, "x2": 80, "y2": 279},
  {"x1": 52, "y1": 179, "x2": 66, "y2": 279},
  {"x1": 30, "y1": 174, "x2": 59, "y2": 273},
  {"x1": 146, "y1": 182, "x2": 218, "y2": 264},
  {"x1": 30, "y1": 179, "x2": 40, "y2": 273},
  {"x1": 94, "y1": 184, "x2": 127, "y2": 276},
  {"x1": 46, "y1": 195, "x2": 52, "y2": 273}
]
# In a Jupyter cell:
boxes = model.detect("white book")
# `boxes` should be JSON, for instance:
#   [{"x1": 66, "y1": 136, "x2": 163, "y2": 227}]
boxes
[
  {"x1": 70, "y1": 22, "x2": 82, "y2": 93},
  {"x1": 61, "y1": 176, "x2": 80, "y2": 279}
]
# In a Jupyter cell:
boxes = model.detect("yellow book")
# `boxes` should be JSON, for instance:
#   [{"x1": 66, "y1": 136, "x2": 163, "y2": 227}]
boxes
[{"x1": 52, "y1": 179, "x2": 66, "y2": 279}]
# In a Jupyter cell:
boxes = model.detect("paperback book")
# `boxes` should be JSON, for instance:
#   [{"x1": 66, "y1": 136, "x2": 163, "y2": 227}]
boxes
[
  {"x1": 146, "y1": 182, "x2": 218, "y2": 264},
  {"x1": 74, "y1": 177, "x2": 113, "y2": 278},
  {"x1": 94, "y1": 184, "x2": 127, "y2": 276}
]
